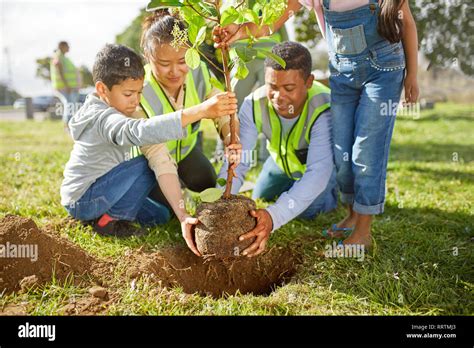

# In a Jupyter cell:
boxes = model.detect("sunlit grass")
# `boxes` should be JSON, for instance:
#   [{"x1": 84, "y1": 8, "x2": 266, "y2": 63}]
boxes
[{"x1": 0, "y1": 103, "x2": 472, "y2": 315}]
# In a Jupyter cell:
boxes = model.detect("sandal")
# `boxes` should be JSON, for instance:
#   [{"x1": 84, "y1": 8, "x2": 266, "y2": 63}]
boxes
[{"x1": 322, "y1": 224, "x2": 354, "y2": 239}]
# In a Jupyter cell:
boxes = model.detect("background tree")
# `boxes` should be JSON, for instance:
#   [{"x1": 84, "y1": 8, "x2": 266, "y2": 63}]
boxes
[{"x1": 0, "y1": 83, "x2": 21, "y2": 105}]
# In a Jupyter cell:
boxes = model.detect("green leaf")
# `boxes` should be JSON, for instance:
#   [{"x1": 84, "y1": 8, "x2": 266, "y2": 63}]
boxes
[
  {"x1": 188, "y1": 25, "x2": 206, "y2": 46},
  {"x1": 179, "y1": 6, "x2": 206, "y2": 29},
  {"x1": 188, "y1": 25, "x2": 198, "y2": 45},
  {"x1": 195, "y1": 26, "x2": 207, "y2": 46},
  {"x1": 261, "y1": 0, "x2": 287, "y2": 26},
  {"x1": 235, "y1": 60, "x2": 249, "y2": 80},
  {"x1": 185, "y1": 48, "x2": 201, "y2": 70},
  {"x1": 146, "y1": 0, "x2": 183, "y2": 11},
  {"x1": 235, "y1": 46, "x2": 257, "y2": 63},
  {"x1": 240, "y1": 9, "x2": 259, "y2": 24},
  {"x1": 210, "y1": 77, "x2": 225, "y2": 91},
  {"x1": 256, "y1": 48, "x2": 286, "y2": 68},
  {"x1": 216, "y1": 178, "x2": 227, "y2": 187},
  {"x1": 220, "y1": 7, "x2": 240, "y2": 27},
  {"x1": 198, "y1": 2, "x2": 218, "y2": 17},
  {"x1": 200, "y1": 188, "x2": 223, "y2": 203}
]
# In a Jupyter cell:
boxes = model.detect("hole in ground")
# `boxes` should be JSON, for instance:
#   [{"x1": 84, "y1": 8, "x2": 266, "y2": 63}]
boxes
[{"x1": 125, "y1": 245, "x2": 303, "y2": 298}]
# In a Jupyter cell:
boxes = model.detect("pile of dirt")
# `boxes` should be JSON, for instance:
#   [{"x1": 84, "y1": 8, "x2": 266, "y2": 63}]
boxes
[
  {"x1": 125, "y1": 244, "x2": 302, "y2": 297},
  {"x1": 195, "y1": 195, "x2": 257, "y2": 258},
  {"x1": 0, "y1": 215, "x2": 107, "y2": 295}
]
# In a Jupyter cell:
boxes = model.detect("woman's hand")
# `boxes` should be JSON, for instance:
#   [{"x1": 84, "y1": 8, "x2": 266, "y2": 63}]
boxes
[
  {"x1": 180, "y1": 215, "x2": 201, "y2": 257},
  {"x1": 404, "y1": 73, "x2": 419, "y2": 104}
]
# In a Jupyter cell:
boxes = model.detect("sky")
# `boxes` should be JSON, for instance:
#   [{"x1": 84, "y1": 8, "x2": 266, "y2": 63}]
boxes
[{"x1": 0, "y1": 0, "x2": 145, "y2": 97}]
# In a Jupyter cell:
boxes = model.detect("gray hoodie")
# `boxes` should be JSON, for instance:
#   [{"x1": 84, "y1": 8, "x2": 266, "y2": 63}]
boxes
[{"x1": 60, "y1": 93, "x2": 186, "y2": 206}]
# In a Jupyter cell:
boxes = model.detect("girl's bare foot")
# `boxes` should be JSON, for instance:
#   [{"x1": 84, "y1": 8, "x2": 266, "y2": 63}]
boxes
[
  {"x1": 343, "y1": 214, "x2": 373, "y2": 249},
  {"x1": 323, "y1": 208, "x2": 358, "y2": 238}
]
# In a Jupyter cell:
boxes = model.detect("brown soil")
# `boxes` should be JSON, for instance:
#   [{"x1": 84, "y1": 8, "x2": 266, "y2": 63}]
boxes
[
  {"x1": 0, "y1": 215, "x2": 108, "y2": 295},
  {"x1": 195, "y1": 195, "x2": 257, "y2": 258},
  {"x1": 125, "y1": 244, "x2": 302, "y2": 297},
  {"x1": 59, "y1": 293, "x2": 118, "y2": 315}
]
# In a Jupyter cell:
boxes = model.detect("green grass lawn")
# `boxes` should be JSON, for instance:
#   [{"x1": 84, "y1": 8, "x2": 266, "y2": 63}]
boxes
[{"x1": 0, "y1": 102, "x2": 473, "y2": 315}]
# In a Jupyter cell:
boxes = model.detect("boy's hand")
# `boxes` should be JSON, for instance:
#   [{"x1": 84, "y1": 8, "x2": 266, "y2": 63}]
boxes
[
  {"x1": 202, "y1": 92, "x2": 238, "y2": 119},
  {"x1": 180, "y1": 216, "x2": 201, "y2": 257},
  {"x1": 225, "y1": 143, "x2": 242, "y2": 175}
]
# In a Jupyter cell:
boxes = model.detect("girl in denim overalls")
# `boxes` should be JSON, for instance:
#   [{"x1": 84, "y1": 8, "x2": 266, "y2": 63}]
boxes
[{"x1": 214, "y1": 0, "x2": 419, "y2": 248}]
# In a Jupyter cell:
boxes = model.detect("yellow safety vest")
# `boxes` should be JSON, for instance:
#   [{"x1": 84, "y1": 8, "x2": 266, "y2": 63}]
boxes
[
  {"x1": 253, "y1": 82, "x2": 331, "y2": 180},
  {"x1": 132, "y1": 62, "x2": 212, "y2": 163},
  {"x1": 50, "y1": 51, "x2": 78, "y2": 90}
]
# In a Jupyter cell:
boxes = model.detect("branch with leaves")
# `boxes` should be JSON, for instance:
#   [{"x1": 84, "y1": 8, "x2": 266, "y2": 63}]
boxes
[{"x1": 146, "y1": 0, "x2": 287, "y2": 201}]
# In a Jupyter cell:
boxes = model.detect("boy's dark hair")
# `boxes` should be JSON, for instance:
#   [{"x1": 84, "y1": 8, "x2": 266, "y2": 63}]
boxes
[
  {"x1": 264, "y1": 42, "x2": 312, "y2": 79},
  {"x1": 92, "y1": 44, "x2": 145, "y2": 90}
]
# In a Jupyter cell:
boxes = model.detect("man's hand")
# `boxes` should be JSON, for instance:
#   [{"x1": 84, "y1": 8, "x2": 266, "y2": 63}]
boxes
[
  {"x1": 225, "y1": 142, "x2": 242, "y2": 176},
  {"x1": 180, "y1": 216, "x2": 201, "y2": 257},
  {"x1": 239, "y1": 209, "x2": 273, "y2": 257}
]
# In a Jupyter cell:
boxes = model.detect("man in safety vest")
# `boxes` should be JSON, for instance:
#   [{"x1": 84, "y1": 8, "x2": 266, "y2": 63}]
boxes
[
  {"x1": 212, "y1": 0, "x2": 289, "y2": 163},
  {"x1": 218, "y1": 42, "x2": 338, "y2": 257},
  {"x1": 50, "y1": 41, "x2": 79, "y2": 128}
]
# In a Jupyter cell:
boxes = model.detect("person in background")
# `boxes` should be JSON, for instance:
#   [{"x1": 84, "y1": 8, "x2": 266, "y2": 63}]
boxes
[{"x1": 50, "y1": 41, "x2": 80, "y2": 131}]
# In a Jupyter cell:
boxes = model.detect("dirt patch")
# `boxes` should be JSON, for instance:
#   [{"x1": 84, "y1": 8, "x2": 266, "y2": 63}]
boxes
[
  {"x1": 0, "y1": 303, "x2": 28, "y2": 315},
  {"x1": 59, "y1": 293, "x2": 118, "y2": 315},
  {"x1": 195, "y1": 195, "x2": 257, "y2": 258},
  {"x1": 0, "y1": 215, "x2": 109, "y2": 295},
  {"x1": 125, "y1": 244, "x2": 302, "y2": 297}
]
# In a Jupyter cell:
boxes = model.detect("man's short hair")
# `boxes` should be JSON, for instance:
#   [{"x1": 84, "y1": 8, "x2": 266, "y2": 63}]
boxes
[
  {"x1": 93, "y1": 44, "x2": 144, "y2": 90},
  {"x1": 264, "y1": 41, "x2": 312, "y2": 79}
]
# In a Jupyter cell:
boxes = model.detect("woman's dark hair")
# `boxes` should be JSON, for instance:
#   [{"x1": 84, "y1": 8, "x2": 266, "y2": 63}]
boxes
[
  {"x1": 378, "y1": 0, "x2": 405, "y2": 43},
  {"x1": 141, "y1": 9, "x2": 187, "y2": 57}
]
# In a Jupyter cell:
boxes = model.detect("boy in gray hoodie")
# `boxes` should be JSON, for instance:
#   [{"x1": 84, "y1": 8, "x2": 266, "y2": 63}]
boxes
[{"x1": 60, "y1": 44, "x2": 237, "y2": 239}]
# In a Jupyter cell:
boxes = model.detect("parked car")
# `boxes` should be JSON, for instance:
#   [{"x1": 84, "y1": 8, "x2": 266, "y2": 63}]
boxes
[
  {"x1": 13, "y1": 96, "x2": 61, "y2": 112},
  {"x1": 33, "y1": 96, "x2": 61, "y2": 111},
  {"x1": 13, "y1": 98, "x2": 25, "y2": 109}
]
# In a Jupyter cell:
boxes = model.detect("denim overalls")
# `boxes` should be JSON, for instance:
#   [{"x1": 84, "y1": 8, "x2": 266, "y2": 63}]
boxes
[{"x1": 323, "y1": 0, "x2": 406, "y2": 215}]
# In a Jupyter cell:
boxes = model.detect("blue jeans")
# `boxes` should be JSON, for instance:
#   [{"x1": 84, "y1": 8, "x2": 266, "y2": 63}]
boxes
[
  {"x1": 252, "y1": 157, "x2": 338, "y2": 219},
  {"x1": 64, "y1": 156, "x2": 170, "y2": 226},
  {"x1": 329, "y1": 41, "x2": 405, "y2": 215}
]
